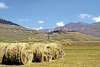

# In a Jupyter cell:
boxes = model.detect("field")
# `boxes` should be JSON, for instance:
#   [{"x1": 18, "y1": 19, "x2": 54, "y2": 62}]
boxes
[
  {"x1": 0, "y1": 43, "x2": 100, "y2": 67},
  {"x1": 62, "y1": 43, "x2": 100, "y2": 46}
]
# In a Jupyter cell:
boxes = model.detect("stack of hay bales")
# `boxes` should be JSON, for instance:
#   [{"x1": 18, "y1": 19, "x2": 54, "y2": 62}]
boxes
[
  {"x1": 68, "y1": 43, "x2": 71, "y2": 45},
  {"x1": 47, "y1": 43, "x2": 64, "y2": 60},
  {"x1": 4, "y1": 43, "x2": 33, "y2": 65},
  {"x1": 0, "y1": 42, "x2": 64, "y2": 65},
  {"x1": 31, "y1": 43, "x2": 53, "y2": 62},
  {"x1": 0, "y1": 43, "x2": 10, "y2": 64}
]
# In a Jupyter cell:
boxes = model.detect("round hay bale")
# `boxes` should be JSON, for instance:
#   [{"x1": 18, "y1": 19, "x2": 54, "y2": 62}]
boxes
[
  {"x1": 5, "y1": 43, "x2": 33, "y2": 65},
  {"x1": 31, "y1": 43, "x2": 53, "y2": 62},
  {"x1": 68, "y1": 43, "x2": 71, "y2": 45},
  {"x1": 0, "y1": 43, "x2": 10, "y2": 64},
  {"x1": 48, "y1": 43, "x2": 64, "y2": 60}
]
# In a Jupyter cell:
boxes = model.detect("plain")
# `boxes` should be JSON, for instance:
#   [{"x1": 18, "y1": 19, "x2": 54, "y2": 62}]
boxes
[{"x1": 0, "y1": 42, "x2": 100, "y2": 67}]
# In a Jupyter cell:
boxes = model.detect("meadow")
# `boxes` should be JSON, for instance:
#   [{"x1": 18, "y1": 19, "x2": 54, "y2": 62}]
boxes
[{"x1": 0, "y1": 43, "x2": 100, "y2": 67}]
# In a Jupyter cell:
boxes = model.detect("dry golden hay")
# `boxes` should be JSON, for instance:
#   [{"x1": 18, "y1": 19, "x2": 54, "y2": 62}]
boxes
[
  {"x1": 68, "y1": 43, "x2": 71, "y2": 45},
  {"x1": 47, "y1": 43, "x2": 64, "y2": 60},
  {"x1": 0, "y1": 43, "x2": 10, "y2": 64},
  {"x1": 5, "y1": 43, "x2": 33, "y2": 65},
  {"x1": 31, "y1": 43, "x2": 53, "y2": 62}
]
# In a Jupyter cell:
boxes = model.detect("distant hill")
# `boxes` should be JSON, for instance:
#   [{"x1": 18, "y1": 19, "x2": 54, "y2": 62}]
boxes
[
  {"x1": 0, "y1": 23, "x2": 99, "y2": 43},
  {"x1": 0, "y1": 18, "x2": 100, "y2": 43},
  {"x1": 63, "y1": 22, "x2": 89, "y2": 31},
  {"x1": 39, "y1": 22, "x2": 89, "y2": 33},
  {"x1": 0, "y1": 18, "x2": 48, "y2": 42},
  {"x1": 40, "y1": 22, "x2": 100, "y2": 37},
  {"x1": 62, "y1": 22, "x2": 100, "y2": 37},
  {"x1": 0, "y1": 23, "x2": 48, "y2": 43},
  {"x1": 39, "y1": 26, "x2": 76, "y2": 33},
  {"x1": 80, "y1": 22, "x2": 100, "y2": 37}
]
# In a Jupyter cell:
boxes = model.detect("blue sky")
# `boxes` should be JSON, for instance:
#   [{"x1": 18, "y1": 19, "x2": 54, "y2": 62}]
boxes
[{"x1": 0, "y1": 0, "x2": 100, "y2": 30}]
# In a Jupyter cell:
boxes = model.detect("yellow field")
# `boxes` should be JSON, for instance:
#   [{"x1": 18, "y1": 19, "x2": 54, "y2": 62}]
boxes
[{"x1": 0, "y1": 46, "x2": 100, "y2": 67}]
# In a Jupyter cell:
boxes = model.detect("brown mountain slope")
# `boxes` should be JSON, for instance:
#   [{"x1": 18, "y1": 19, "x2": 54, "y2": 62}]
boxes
[{"x1": 80, "y1": 22, "x2": 100, "y2": 37}]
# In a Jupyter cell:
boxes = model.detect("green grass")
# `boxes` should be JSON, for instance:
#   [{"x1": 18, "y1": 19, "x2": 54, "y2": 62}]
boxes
[
  {"x1": 58, "y1": 41, "x2": 100, "y2": 44},
  {"x1": 1, "y1": 46, "x2": 100, "y2": 67},
  {"x1": 0, "y1": 23, "x2": 48, "y2": 43},
  {"x1": 49, "y1": 32, "x2": 100, "y2": 42}
]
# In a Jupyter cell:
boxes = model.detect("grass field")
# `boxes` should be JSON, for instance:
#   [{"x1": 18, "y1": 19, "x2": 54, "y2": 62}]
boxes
[{"x1": 1, "y1": 44, "x2": 100, "y2": 67}]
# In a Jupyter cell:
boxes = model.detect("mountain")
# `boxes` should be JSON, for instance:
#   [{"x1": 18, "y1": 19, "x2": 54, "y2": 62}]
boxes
[
  {"x1": 39, "y1": 22, "x2": 89, "y2": 33},
  {"x1": 80, "y1": 22, "x2": 100, "y2": 37},
  {"x1": 0, "y1": 18, "x2": 100, "y2": 43},
  {"x1": 0, "y1": 18, "x2": 48, "y2": 42},
  {"x1": 39, "y1": 26, "x2": 76, "y2": 33},
  {"x1": 0, "y1": 23, "x2": 49, "y2": 43},
  {"x1": 40, "y1": 22, "x2": 100, "y2": 37},
  {"x1": 61, "y1": 22, "x2": 100, "y2": 37},
  {"x1": 0, "y1": 18, "x2": 21, "y2": 26},
  {"x1": 63, "y1": 22, "x2": 89, "y2": 31}
]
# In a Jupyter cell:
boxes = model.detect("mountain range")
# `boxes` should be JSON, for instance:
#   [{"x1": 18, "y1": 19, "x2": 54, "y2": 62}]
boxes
[
  {"x1": 39, "y1": 22, "x2": 100, "y2": 37},
  {"x1": 0, "y1": 18, "x2": 100, "y2": 43}
]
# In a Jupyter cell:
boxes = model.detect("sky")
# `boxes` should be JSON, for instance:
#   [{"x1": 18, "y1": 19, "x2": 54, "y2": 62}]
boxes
[{"x1": 0, "y1": 0, "x2": 100, "y2": 30}]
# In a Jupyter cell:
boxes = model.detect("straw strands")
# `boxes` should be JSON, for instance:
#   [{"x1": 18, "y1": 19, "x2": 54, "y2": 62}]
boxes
[
  {"x1": 0, "y1": 43, "x2": 10, "y2": 64},
  {"x1": 0, "y1": 42, "x2": 64, "y2": 65},
  {"x1": 5, "y1": 43, "x2": 33, "y2": 65},
  {"x1": 31, "y1": 43, "x2": 53, "y2": 62},
  {"x1": 47, "y1": 43, "x2": 64, "y2": 60}
]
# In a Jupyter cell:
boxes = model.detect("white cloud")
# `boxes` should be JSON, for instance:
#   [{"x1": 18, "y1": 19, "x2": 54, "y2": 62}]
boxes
[
  {"x1": 78, "y1": 14, "x2": 92, "y2": 19},
  {"x1": 38, "y1": 21, "x2": 44, "y2": 23},
  {"x1": 32, "y1": 27, "x2": 43, "y2": 30},
  {"x1": 0, "y1": 2, "x2": 8, "y2": 8},
  {"x1": 25, "y1": 19, "x2": 29, "y2": 21},
  {"x1": 92, "y1": 16, "x2": 100, "y2": 22},
  {"x1": 19, "y1": 19, "x2": 23, "y2": 22},
  {"x1": 25, "y1": 27, "x2": 29, "y2": 28},
  {"x1": 56, "y1": 22, "x2": 64, "y2": 27},
  {"x1": 19, "y1": 19, "x2": 29, "y2": 22}
]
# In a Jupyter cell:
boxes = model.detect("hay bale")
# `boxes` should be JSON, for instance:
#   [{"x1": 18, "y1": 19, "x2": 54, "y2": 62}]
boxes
[
  {"x1": 68, "y1": 43, "x2": 71, "y2": 45},
  {"x1": 48, "y1": 43, "x2": 64, "y2": 60},
  {"x1": 31, "y1": 43, "x2": 53, "y2": 62},
  {"x1": 0, "y1": 43, "x2": 10, "y2": 64},
  {"x1": 5, "y1": 43, "x2": 33, "y2": 65}
]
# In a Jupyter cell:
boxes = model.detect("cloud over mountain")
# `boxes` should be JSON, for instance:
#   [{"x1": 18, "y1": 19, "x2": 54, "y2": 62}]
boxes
[
  {"x1": 56, "y1": 22, "x2": 64, "y2": 27},
  {"x1": 92, "y1": 16, "x2": 100, "y2": 22},
  {"x1": 38, "y1": 21, "x2": 44, "y2": 24},
  {"x1": 78, "y1": 14, "x2": 92, "y2": 19},
  {"x1": 19, "y1": 19, "x2": 29, "y2": 22},
  {"x1": 32, "y1": 27, "x2": 43, "y2": 30}
]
